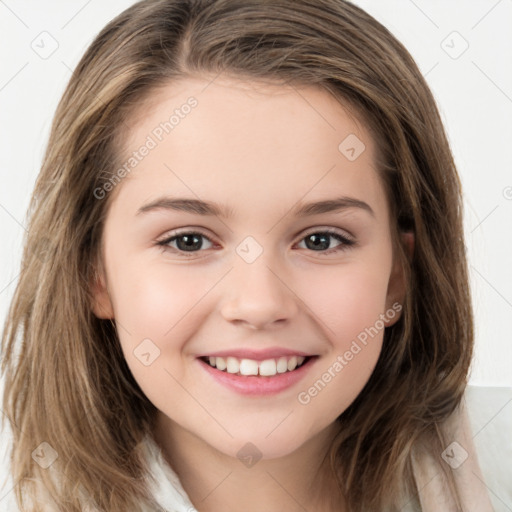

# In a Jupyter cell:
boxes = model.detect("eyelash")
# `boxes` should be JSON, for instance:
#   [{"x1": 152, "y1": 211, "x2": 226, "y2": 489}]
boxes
[{"x1": 155, "y1": 228, "x2": 356, "y2": 257}]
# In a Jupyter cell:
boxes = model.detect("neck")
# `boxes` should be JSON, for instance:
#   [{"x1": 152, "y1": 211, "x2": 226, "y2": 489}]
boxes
[{"x1": 153, "y1": 415, "x2": 347, "y2": 512}]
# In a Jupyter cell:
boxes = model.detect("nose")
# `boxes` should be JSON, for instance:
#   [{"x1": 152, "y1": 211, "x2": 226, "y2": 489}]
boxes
[{"x1": 220, "y1": 254, "x2": 299, "y2": 330}]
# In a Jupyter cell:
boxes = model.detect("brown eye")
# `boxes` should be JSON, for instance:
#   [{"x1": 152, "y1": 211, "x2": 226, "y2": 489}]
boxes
[
  {"x1": 297, "y1": 230, "x2": 355, "y2": 255},
  {"x1": 157, "y1": 231, "x2": 214, "y2": 254}
]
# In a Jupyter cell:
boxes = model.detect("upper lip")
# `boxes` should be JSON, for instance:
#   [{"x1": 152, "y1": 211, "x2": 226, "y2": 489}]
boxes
[{"x1": 197, "y1": 347, "x2": 315, "y2": 361}]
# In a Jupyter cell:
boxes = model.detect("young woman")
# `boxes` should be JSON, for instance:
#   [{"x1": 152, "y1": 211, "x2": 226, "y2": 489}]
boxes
[{"x1": 1, "y1": 1, "x2": 493, "y2": 510}]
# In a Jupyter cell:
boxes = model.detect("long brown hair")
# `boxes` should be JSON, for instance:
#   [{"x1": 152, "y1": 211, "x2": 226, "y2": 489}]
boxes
[{"x1": 1, "y1": 1, "x2": 473, "y2": 510}]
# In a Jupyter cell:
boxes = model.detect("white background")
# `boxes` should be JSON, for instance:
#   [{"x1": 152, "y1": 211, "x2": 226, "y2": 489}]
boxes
[{"x1": 1, "y1": 0, "x2": 511, "y2": 507}]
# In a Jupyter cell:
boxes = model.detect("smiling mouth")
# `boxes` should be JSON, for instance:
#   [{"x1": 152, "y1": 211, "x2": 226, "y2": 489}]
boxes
[{"x1": 199, "y1": 355, "x2": 313, "y2": 377}]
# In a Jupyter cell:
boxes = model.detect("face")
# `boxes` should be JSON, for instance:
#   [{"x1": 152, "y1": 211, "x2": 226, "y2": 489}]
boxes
[{"x1": 92, "y1": 75, "x2": 407, "y2": 461}]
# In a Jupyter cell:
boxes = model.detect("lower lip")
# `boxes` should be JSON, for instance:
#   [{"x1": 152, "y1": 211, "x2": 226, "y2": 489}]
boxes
[{"x1": 197, "y1": 357, "x2": 318, "y2": 396}]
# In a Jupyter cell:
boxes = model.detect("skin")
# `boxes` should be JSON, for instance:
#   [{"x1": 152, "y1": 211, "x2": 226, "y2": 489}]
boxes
[{"x1": 91, "y1": 74, "x2": 412, "y2": 512}]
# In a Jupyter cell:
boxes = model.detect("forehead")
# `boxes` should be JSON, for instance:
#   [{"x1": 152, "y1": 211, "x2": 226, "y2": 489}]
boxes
[{"x1": 110, "y1": 75, "x2": 387, "y2": 222}]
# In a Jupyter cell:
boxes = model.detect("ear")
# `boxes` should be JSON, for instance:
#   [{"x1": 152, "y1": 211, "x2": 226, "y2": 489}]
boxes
[
  {"x1": 90, "y1": 265, "x2": 114, "y2": 319},
  {"x1": 384, "y1": 231, "x2": 414, "y2": 327}
]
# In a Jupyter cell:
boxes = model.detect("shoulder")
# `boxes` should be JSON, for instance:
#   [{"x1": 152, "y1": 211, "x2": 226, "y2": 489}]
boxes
[
  {"x1": 1, "y1": 434, "x2": 197, "y2": 512},
  {"x1": 409, "y1": 385, "x2": 511, "y2": 512}
]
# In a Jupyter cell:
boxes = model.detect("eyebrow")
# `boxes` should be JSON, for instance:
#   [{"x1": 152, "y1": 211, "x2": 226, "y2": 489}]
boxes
[{"x1": 136, "y1": 196, "x2": 375, "y2": 218}]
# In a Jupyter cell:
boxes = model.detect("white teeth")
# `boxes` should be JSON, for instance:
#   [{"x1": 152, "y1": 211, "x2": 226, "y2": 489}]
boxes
[
  {"x1": 226, "y1": 357, "x2": 239, "y2": 374},
  {"x1": 216, "y1": 357, "x2": 226, "y2": 371},
  {"x1": 287, "y1": 356, "x2": 298, "y2": 371},
  {"x1": 204, "y1": 355, "x2": 309, "y2": 376},
  {"x1": 239, "y1": 359, "x2": 259, "y2": 376},
  {"x1": 259, "y1": 359, "x2": 277, "y2": 376},
  {"x1": 276, "y1": 357, "x2": 288, "y2": 373}
]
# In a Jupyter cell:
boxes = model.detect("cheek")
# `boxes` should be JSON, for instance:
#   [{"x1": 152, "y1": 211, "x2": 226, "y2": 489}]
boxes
[
  {"x1": 295, "y1": 260, "x2": 391, "y2": 343},
  {"x1": 109, "y1": 257, "x2": 212, "y2": 338},
  {"x1": 292, "y1": 261, "x2": 390, "y2": 415},
  {"x1": 107, "y1": 263, "x2": 218, "y2": 419},
  {"x1": 106, "y1": 260, "x2": 212, "y2": 384}
]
